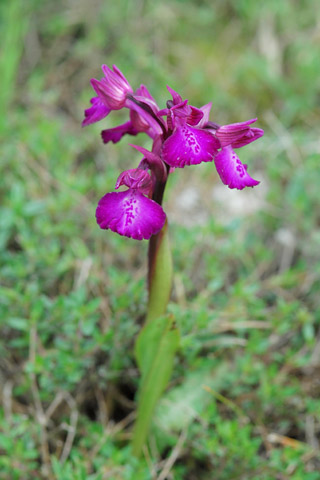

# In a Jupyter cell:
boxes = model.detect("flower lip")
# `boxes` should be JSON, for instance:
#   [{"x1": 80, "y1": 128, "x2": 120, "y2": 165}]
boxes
[
  {"x1": 96, "y1": 189, "x2": 166, "y2": 240},
  {"x1": 162, "y1": 124, "x2": 220, "y2": 168},
  {"x1": 214, "y1": 145, "x2": 260, "y2": 190}
]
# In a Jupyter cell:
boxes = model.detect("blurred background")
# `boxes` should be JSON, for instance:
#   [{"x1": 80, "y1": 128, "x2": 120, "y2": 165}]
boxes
[{"x1": 1, "y1": 0, "x2": 320, "y2": 478}]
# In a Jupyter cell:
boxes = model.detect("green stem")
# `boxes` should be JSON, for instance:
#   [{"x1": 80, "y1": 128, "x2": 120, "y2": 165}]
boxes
[
  {"x1": 131, "y1": 167, "x2": 177, "y2": 457},
  {"x1": 132, "y1": 314, "x2": 179, "y2": 457},
  {"x1": 146, "y1": 219, "x2": 172, "y2": 324}
]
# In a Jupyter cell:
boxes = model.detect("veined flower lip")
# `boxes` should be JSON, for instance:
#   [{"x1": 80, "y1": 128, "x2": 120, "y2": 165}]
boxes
[
  {"x1": 214, "y1": 145, "x2": 260, "y2": 190},
  {"x1": 162, "y1": 124, "x2": 220, "y2": 168},
  {"x1": 96, "y1": 189, "x2": 166, "y2": 240}
]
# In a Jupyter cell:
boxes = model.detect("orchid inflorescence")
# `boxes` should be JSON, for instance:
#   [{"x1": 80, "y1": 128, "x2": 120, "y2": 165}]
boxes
[{"x1": 83, "y1": 64, "x2": 264, "y2": 240}]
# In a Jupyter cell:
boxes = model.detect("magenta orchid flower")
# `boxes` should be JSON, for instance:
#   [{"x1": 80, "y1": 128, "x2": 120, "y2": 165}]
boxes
[
  {"x1": 160, "y1": 87, "x2": 220, "y2": 168},
  {"x1": 83, "y1": 64, "x2": 264, "y2": 239},
  {"x1": 201, "y1": 114, "x2": 264, "y2": 189},
  {"x1": 96, "y1": 164, "x2": 166, "y2": 240},
  {"x1": 83, "y1": 64, "x2": 265, "y2": 457}
]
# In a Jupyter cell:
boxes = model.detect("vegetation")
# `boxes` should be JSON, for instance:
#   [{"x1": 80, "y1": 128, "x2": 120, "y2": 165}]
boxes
[{"x1": 1, "y1": 0, "x2": 319, "y2": 478}]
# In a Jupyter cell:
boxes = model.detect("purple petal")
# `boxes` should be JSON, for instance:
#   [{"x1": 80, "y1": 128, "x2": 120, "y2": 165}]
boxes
[
  {"x1": 106, "y1": 64, "x2": 131, "y2": 88},
  {"x1": 167, "y1": 86, "x2": 183, "y2": 105},
  {"x1": 187, "y1": 106, "x2": 204, "y2": 126},
  {"x1": 170, "y1": 99, "x2": 189, "y2": 118},
  {"x1": 214, "y1": 146, "x2": 259, "y2": 190},
  {"x1": 115, "y1": 168, "x2": 152, "y2": 195},
  {"x1": 197, "y1": 102, "x2": 212, "y2": 127},
  {"x1": 130, "y1": 144, "x2": 167, "y2": 182},
  {"x1": 129, "y1": 109, "x2": 151, "y2": 133},
  {"x1": 101, "y1": 121, "x2": 138, "y2": 144},
  {"x1": 135, "y1": 84, "x2": 156, "y2": 101},
  {"x1": 96, "y1": 190, "x2": 166, "y2": 240},
  {"x1": 127, "y1": 97, "x2": 164, "y2": 137},
  {"x1": 82, "y1": 97, "x2": 111, "y2": 127},
  {"x1": 231, "y1": 128, "x2": 264, "y2": 148},
  {"x1": 216, "y1": 118, "x2": 261, "y2": 147},
  {"x1": 162, "y1": 125, "x2": 220, "y2": 168},
  {"x1": 91, "y1": 64, "x2": 132, "y2": 111},
  {"x1": 129, "y1": 86, "x2": 160, "y2": 136},
  {"x1": 168, "y1": 101, "x2": 202, "y2": 129}
]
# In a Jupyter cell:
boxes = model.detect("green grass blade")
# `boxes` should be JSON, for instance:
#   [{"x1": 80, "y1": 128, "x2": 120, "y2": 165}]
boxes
[{"x1": 0, "y1": 0, "x2": 28, "y2": 132}]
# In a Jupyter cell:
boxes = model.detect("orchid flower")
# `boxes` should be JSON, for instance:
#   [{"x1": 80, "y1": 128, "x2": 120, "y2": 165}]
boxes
[
  {"x1": 83, "y1": 64, "x2": 264, "y2": 239},
  {"x1": 83, "y1": 64, "x2": 265, "y2": 456},
  {"x1": 96, "y1": 167, "x2": 166, "y2": 240}
]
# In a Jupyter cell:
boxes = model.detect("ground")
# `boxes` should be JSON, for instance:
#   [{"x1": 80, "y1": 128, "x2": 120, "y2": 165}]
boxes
[{"x1": 1, "y1": 1, "x2": 320, "y2": 479}]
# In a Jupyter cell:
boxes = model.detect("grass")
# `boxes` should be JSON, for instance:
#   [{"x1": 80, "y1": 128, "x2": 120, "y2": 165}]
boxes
[{"x1": 1, "y1": 0, "x2": 320, "y2": 478}]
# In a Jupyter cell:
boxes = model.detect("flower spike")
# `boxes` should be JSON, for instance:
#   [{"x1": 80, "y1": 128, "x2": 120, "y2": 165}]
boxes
[{"x1": 83, "y1": 63, "x2": 264, "y2": 240}]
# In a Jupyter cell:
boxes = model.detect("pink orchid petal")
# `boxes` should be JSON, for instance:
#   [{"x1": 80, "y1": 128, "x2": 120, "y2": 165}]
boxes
[
  {"x1": 170, "y1": 99, "x2": 189, "y2": 116},
  {"x1": 91, "y1": 64, "x2": 132, "y2": 110},
  {"x1": 115, "y1": 168, "x2": 152, "y2": 195},
  {"x1": 232, "y1": 128, "x2": 264, "y2": 148},
  {"x1": 214, "y1": 146, "x2": 259, "y2": 190},
  {"x1": 108, "y1": 64, "x2": 131, "y2": 87},
  {"x1": 129, "y1": 109, "x2": 150, "y2": 133},
  {"x1": 135, "y1": 84, "x2": 156, "y2": 101},
  {"x1": 162, "y1": 125, "x2": 219, "y2": 168},
  {"x1": 130, "y1": 144, "x2": 167, "y2": 182},
  {"x1": 167, "y1": 86, "x2": 182, "y2": 105},
  {"x1": 129, "y1": 88, "x2": 161, "y2": 137},
  {"x1": 96, "y1": 190, "x2": 166, "y2": 240},
  {"x1": 219, "y1": 118, "x2": 257, "y2": 131},
  {"x1": 127, "y1": 98, "x2": 164, "y2": 137},
  {"x1": 82, "y1": 97, "x2": 111, "y2": 127},
  {"x1": 216, "y1": 118, "x2": 260, "y2": 147},
  {"x1": 101, "y1": 121, "x2": 138, "y2": 144},
  {"x1": 197, "y1": 102, "x2": 212, "y2": 127},
  {"x1": 187, "y1": 106, "x2": 204, "y2": 126}
]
